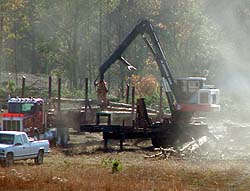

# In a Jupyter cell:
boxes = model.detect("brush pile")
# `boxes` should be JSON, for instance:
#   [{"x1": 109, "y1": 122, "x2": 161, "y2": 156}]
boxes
[{"x1": 145, "y1": 135, "x2": 219, "y2": 160}]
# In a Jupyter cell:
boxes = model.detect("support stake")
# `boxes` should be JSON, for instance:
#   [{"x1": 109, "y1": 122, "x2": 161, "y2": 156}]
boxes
[
  {"x1": 57, "y1": 78, "x2": 61, "y2": 112},
  {"x1": 21, "y1": 76, "x2": 26, "y2": 97}
]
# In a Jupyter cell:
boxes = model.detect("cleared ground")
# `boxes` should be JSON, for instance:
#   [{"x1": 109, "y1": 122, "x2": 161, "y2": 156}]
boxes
[{"x1": 1, "y1": 127, "x2": 250, "y2": 191}]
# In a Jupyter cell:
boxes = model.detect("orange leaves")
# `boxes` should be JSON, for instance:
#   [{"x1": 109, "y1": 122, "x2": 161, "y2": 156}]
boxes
[
  {"x1": 130, "y1": 74, "x2": 158, "y2": 98},
  {"x1": 0, "y1": 0, "x2": 29, "y2": 39},
  {"x1": 0, "y1": 0, "x2": 27, "y2": 12}
]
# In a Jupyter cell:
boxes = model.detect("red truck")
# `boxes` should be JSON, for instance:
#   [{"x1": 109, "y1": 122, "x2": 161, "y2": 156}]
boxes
[{"x1": 0, "y1": 98, "x2": 48, "y2": 140}]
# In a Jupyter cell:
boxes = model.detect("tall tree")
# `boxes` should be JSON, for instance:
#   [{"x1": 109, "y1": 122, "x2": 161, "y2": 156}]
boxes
[
  {"x1": 0, "y1": 0, "x2": 223, "y2": 98},
  {"x1": 156, "y1": 0, "x2": 219, "y2": 80}
]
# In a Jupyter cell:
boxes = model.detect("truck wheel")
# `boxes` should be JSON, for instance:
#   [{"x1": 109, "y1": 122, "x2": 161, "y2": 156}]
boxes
[
  {"x1": 5, "y1": 153, "x2": 14, "y2": 167},
  {"x1": 35, "y1": 150, "x2": 44, "y2": 165}
]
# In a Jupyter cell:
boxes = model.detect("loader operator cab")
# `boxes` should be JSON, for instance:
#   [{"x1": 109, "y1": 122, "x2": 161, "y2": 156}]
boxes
[{"x1": 175, "y1": 77, "x2": 220, "y2": 112}]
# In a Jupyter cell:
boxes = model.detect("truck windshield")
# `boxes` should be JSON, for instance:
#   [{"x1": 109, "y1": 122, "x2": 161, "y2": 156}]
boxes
[
  {"x1": 0, "y1": 134, "x2": 14, "y2": 144},
  {"x1": 8, "y1": 103, "x2": 35, "y2": 113}
]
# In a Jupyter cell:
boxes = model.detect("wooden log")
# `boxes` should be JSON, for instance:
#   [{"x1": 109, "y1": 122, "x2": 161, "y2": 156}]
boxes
[
  {"x1": 145, "y1": 147, "x2": 178, "y2": 159},
  {"x1": 180, "y1": 136, "x2": 208, "y2": 153}
]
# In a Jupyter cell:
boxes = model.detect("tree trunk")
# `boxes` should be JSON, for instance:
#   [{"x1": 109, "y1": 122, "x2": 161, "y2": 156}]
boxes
[
  {"x1": 30, "y1": 1, "x2": 37, "y2": 74},
  {"x1": 99, "y1": 2, "x2": 103, "y2": 65},
  {"x1": 71, "y1": 1, "x2": 80, "y2": 89},
  {"x1": 0, "y1": 16, "x2": 3, "y2": 82}
]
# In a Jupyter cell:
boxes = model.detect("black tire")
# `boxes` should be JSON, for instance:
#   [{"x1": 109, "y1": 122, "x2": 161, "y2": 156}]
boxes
[
  {"x1": 5, "y1": 153, "x2": 14, "y2": 167},
  {"x1": 151, "y1": 128, "x2": 176, "y2": 148},
  {"x1": 151, "y1": 137, "x2": 160, "y2": 148},
  {"x1": 35, "y1": 150, "x2": 44, "y2": 165},
  {"x1": 151, "y1": 135, "x2": 173, "y2": 148}
]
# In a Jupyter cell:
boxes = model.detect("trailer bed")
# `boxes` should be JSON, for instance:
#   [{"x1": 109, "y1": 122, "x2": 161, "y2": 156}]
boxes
[{"x1": 80, "y1": 124, "x2": 153, "y2": 149}]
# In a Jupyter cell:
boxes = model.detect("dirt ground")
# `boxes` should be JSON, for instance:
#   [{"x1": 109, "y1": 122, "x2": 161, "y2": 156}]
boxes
[{"x1": 2, "y1": 120, "x2": 250, "y2": 191}]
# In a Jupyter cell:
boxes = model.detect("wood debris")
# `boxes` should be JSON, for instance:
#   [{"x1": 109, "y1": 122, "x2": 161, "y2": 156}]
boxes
[
  {"x1": 144, "y1": 147, "x2": 177, "y2": 159},
  {"x1": 145, "y1": 136, "x2": 210, "y2": 160}
]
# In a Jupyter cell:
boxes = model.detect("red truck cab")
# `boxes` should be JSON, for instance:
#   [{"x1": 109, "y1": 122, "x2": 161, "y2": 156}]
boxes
[{"x1": 0, "y1": 98, "x2": 46, "y2": 140}]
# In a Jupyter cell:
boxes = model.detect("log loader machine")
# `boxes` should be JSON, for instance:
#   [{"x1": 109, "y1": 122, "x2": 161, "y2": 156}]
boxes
[{"x1": 93, "y1": 19, "x2": 220, "y2": 148}]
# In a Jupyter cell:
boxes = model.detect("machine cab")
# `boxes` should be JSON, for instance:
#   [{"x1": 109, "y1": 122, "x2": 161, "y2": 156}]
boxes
[{"x1": 175, "y1": 77, "x2": 220, "y2": 112}]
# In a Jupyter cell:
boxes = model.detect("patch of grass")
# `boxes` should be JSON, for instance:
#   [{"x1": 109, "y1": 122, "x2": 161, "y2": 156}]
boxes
[
  {"x1": 0, "y1": 149, "x2": 250, "y2": 191},
  {"x1": 102, "y1": 158, "x2": 123, "y2": 173}
]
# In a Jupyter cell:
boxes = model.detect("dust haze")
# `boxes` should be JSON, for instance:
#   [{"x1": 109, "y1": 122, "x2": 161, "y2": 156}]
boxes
[
  {"x1": 200, "y1": 0, "x2": 250, "y2": 160},
  {"x1": 204, "y1": 0, "x2": 250, "y2": 101}
]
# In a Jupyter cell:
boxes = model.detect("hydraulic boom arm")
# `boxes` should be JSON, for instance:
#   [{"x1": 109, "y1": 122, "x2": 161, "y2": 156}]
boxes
[{"x1": 96, "y1": 19, "x2": 176, "y2": 113}]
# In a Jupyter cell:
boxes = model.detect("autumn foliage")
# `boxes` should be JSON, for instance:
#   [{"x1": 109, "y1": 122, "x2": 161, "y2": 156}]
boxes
[{"x1": 130, "y1": 74, "x2": 158, "y2": 98}]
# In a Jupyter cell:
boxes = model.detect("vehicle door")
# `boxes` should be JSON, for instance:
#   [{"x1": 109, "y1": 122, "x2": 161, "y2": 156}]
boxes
[
  {"x1": 20, "y1": 134, "x2": 32, "y2": 159},
  {"x1": 13, "y1": 135, "x2": 25, "y2": 160}
]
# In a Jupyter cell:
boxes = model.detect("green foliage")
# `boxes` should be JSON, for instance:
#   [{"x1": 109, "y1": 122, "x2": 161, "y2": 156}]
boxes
[
  {"x1": 101, "y1": 158, "x2": 123, "y2": 173},
  {"x1": 26, "y1": 88, "x2": 48, "y2": 98},
  {"x1": 144, "y1": 90, "x2": 160, "y2": 106},
  {"x1": 111, "y1": 159, "x2": 122, "y2": 173},
  {"x1": 50, "y1": 68, "x2": 65, "y2": 79},
  {"x1": 0, "y1": 88, "x2": 6, "y2": 99},
  {"x1": 108, "y1": 95, "x2": 121, "y2": 103},
  {"x1": 157, "y1": 0, "x2": 220, "y2": 80},
  {"x1": 6, "y1": 80, "x2": 16, "y2": 94},
  {"x1": 61, "y1": 88, "x2": 84, "y2": 99},
  {"x1": 0, "y1": 0, "x2": 242, "y2": 102}
]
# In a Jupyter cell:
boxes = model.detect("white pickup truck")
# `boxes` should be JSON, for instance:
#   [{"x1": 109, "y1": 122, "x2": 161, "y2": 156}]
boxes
[{"x1": 0, "y1": 131, "x2": 50, "y2": 166}]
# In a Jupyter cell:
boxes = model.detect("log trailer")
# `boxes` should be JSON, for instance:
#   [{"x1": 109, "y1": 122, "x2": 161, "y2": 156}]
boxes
[{"x1": 80, "y1": 19, "x2": 220, "y2": 148}]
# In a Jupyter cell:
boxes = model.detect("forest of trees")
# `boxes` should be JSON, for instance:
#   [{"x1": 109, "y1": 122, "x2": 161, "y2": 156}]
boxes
[{"x1": 1, "y1": 0, "x2": 250, "y2": 101}]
